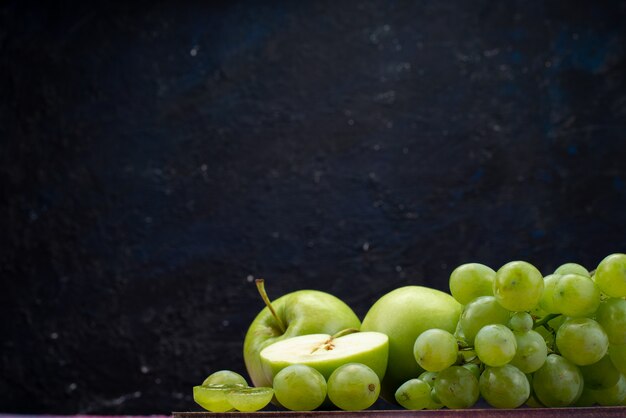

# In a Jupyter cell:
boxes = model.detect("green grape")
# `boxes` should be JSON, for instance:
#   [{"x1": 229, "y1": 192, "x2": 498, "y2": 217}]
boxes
[
  {"x1": 609, "y1": 344, "x2": 626, "y2": 375},
  {"x1": 596, "y1": 298, "x2": 626, "y2": 345},
  {"x1": 459, "y1": 296, "x2": 511, "y2": 345},
  {"x1": 428, "y1": 388, "x2": 444, "y2": 410},
  {"x1": 327, "y1": 363, "x2": 380, "y2": 411},
  {"x1": 202, "y1": 370, "x2": 248, "y2": 387},
  {"x1": 510, "y1": 330, "x2": 548, "y2": 373},
  {"x1": 556, "y1": 317, "x2": 609, "y2": 366},
  {"x1": 193, "y1": 385, "x2": 240, "y2": 412},
  {"x1": 532, "y1": 354, "x2": 583, "y2": 407},
  {"x1": 474, "y1": 324, "x2": 517, "y2": 367},
  {"x1": 273, "y1": 364, "x2": 327, "y2": 411},
  {"x1": 461, "y1": 363, "x2": 481, "y2": 380},
  {"x1": 539, "y1": 274, "x2": 561, "y2": 314},
  {"x1": 413, "y1": 329, "x2": 458, "y2": 372},
  {"x1": 225, "y1": 387, "x2": 274, "y2": 412},
  {"x1": 394, "y1": 378, "x2": 431, "y2": 410},
  {"x1": 416, "y1": 372, "x2": 447, "y2": 409},
  {"x1": 552, "y1": 274, "x2": 601, "y2": 317},
  {"x1": 554, "y1": 262, "x2": 590, "y2": 277},
  {"x1": 433, "y1": 366, "x2": 479, "y2": 409},
  {"x1": 591, "y1": 373, "x2": 626, "y2": 406},
  {"x1": 417, "y1": 371, "x2": 438, "y2": 387},
  {"x1": 594, "y1": 253, "x2": 626, "y2": 298},
  {"x1": 573, "y1": 386, "x2": 597, "y2": 407},
  {"x1": 479, "y1": 364, "x2": 530, "y2": 408},
  {"x1": 449, "y1": 263, "x2": 495, "y2": 304},
  {"x1": 493, "y1": 261, "x2": 544, "y2": 311},
  {"x1": 508, "y1": 312, "x2": 533, "y2": 332},
  {"x1": 580, "y1": 355, "x2": 620, "y2": 390}
]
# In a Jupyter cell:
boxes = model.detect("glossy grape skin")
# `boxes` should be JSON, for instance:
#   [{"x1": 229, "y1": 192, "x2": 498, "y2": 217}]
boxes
[
  {"x1": 539, "y1": 274, "x2": 561, "y2": 314},
  {"x1": 592, "y1": 373, "x2": 626, "y2": 406},
  {"x1": 508, "y1": 312, "x2": 533, "y2": 332},
  {"x1": 462, "y1": 363, "x2": 481, "y2": 380},
  {"x1": 449, "y1": 263, "x2": 495, "y2": 304},
  {"x1": 510, "y1": 330, "x2": 548, "y2": 373},
  {"x1": 596, "y1": 298, "x2": 626, "y2": 345},
  {"x1": 556, "y1": 317, "x2": 609, "y2": 366},
  {"x1": 552, "y1": 274, "x2": 601, "y2": 317},
  {"x1": 554, "y1": 263, "x2": 590, "y2": 277},
  {"x1": 475, "y1": 324, "x2": 517, "y2": 367},
  {"x1": 580, "y1": 355, "x2": 621, "y2": 390},
  {"x1": 193, "y1": 385, "x2": 240, "y2": 412},
  {"x1": 394, "y1": 378, "x2": 432, "y2": 410},
  {"x1": 202, "y1": 370, "x2": 248, "y2": 387},
  {"x1": 479, "y1": 364, "x2": 530, "y2": 408},
  {"x1": 225, "y1": 387, "x2": 274, "y2": 412},
  {"x1": 273, "y1": 364, "x2": 327, "y2": 411},
  {"x1": 594, "y1": 253, "x2": 626, "y2": 298},
  {"x1": 532, "y1": 354, "x2": 583, "y2": 407},
  {"x1": 493, "y1": 261, "x2": 544, "y2": 311},
  {"x1": 413, "y1": 329, "x2": 458, "y2": 372},
  {"x1": 327, "y1": 363, "x2": 380, "y2": 411},
  {"x1": 433, "y1": 366, "x2": 479, "y2": 409},
  {"x1": 459, "y1": 296, "x2": 511, "y2": 345}
]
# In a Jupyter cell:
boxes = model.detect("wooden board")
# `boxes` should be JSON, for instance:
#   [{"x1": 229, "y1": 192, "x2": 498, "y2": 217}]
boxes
[{"x1": 174, "y1": 407, "x2": 626, "y2": 418}]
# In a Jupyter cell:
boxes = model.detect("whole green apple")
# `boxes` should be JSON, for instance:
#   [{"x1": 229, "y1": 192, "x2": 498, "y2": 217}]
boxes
[
  {"x1": 244, "y1": 280, "x2": 361, "y2": 388},
  {"x1": 361, "y1": 286, "x2": 462, "y2": 402}
]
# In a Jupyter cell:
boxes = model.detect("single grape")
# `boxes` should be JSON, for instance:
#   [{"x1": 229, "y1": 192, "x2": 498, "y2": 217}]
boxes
[
  {"x1": 433, "y1": 366, "x2": 479, "y2": 409},
  {"x1": 556, "y1": 317, "x2": 609, "y2": 366},
  {"x1": 395, "y1": 378, "x2": 431, "y2": 410},
  {"x1": 538, "y1": 274, "x2": 561, "y2": 314},
  {"x1": 508, "y1": 312, "x2": 533, "y2": 332},
  {"x1": 459, "y1": 296, "x2": 510, "y2": 345},
  {"x1": 413, "y1": 329, "x2": 458, "y2": 372},
  {"x1": 202, "y1": 370, "x2": 248, "y2": 387},
  {"x1": 552, "y1": 273, "x2": 601, "y2": 317},
  {"x1": 591, "y1": 373, "x2": 626, "y2": 406},
  {"x1": 417, "y1": 371, "x2": 438, "y2": 387},
  {"x1": 461, "y1": 363, "x2": 481, "y2": 380},
  {"x1": 193, "y1": 385, "x2": 240, "y2": 412},
  {"x1": 449, "y1": 263, "x2": 495, "y2": 304},
  {"x1": 580, "y1": 355, "x2": 620, "y2": 390},
  {"x1": 510, "y1": 330, "x2": 548, "y2": 373},
  {"x1": 609, "y1": 344, "x2": 626, "y2": 375},
  {"x1": 479, "y1": 364, "x2": 530, "y2": 408},
  {"x1": 225, "y1": 387, "x2": 274, "y2": 412},
  {"x1": 273, "y1": 364, "x2": 327, "y2": 411},
  {"x1": 327, "y1": 363, "x2": 380, "y2": 411},
  {"x1": 474, "y1": 324, "x2": 517, "y2": 367},
  {"x1": 493, "y1": 261, "x2": 544, "y2": 312},
  {"x1": 594, "y1": 253, "x2": 626, "y2": 298},
  {"x1": 596, "y1": 298, "x2": 626, "y2": 345},
  {"x1": 554, "y1": 262, "x2": 590, "y2": 277},
  {"x1": 532, "y1": 354, "x2": 583, "y2": 407},
  {"x1": 428, "y1": 387, "x2": 444, "y2": 410}
]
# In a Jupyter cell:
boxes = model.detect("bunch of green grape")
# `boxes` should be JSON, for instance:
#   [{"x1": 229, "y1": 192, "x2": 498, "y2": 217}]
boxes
[
  {"x1": 194, "y1": 363, "x2": 381, "y2": 412},
  {"x1": 396, "y1": 253, "x2": 626, "y2": 410}
]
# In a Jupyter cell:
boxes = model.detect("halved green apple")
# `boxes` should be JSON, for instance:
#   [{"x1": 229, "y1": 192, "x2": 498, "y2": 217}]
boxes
[{"x1": 260, "y1": 331, "x2": 389, "y2": 383}]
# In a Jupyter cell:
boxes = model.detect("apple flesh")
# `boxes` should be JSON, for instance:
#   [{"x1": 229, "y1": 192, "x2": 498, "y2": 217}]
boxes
[
  {"x1": 361, "y1": 286, "x2": 462, "y2": 402},
  {"x1": 244, "y1": 286, "x2": 361, "y2": 388},
  {"x1": 260, "y1": 331, "x2": 389, "y2": 382}
]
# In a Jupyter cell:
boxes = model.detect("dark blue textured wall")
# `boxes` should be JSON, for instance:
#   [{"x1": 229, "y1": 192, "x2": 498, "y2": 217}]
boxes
[{"x1": 1, "y1": 1, "x2": 625, "y2": 414}]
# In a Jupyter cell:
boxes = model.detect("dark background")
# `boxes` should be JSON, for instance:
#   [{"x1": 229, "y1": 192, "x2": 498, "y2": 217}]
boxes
[{"x1": 1, "y1": 0, "x2": 626, "y2": 414}]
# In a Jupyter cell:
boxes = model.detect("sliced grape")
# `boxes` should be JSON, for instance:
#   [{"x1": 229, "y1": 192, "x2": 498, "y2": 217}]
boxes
[
  {"x1": 327, "y1": 363, "x2": 380, "y2": 411},
  {"x1": 395, "y1": 378, "x2": 431, "y2": 410},
  {"x1": 552, "y1": 274, "x2": 601, "y2": 317},
  {"x1": 475, "y1": 324, "x2": 517, "y2": 367},
  {"x1": 434, "y1": 366, "x2": 479, "y2": 409},
  {"x1": 594, "y1": 253, "x2": 626, "y2": 298},
  {"x1": 479, "y1": 364, "x2": 530, "y2": 408},
  {"x1": 556, "y1": 317, "x2": 609, "y2": 366},
  {"x1": 449, "y1": 263, "x2": 495, "y2": 304},
  {"x1": 493, "y1": 261, "x2": 544, "y2": 312},
  {"x1": 596, "y1": 298, "x2": 626, "y2": 345},
  {"x1": 193, "y1": 385, "x2": 240, "y2": 412},
  {"x1": 510, "y1": 330, "x2": 548, "y2": 373},
  {"x1": 532, "y1": 354, "x2": 583, "y2": 407},
  {"x1": 413, "y1": 329, "x2": 458, "y2": 372},
  {"x1": 459, "y1": 296, "x2": 511, "y2": 345},
  {"x1": 273, "y1": 364, "x2": 327, "y2": 411},
  {"x1": 225, "y1": 387, "x2": 274, "y2": 412}
]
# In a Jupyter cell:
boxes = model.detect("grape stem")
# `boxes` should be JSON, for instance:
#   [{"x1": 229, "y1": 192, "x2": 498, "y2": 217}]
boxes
[
  {"x1": 255, "y1": 279, "x2": 287, "y2": 333},
  {"x1": 533, "y1": 313, "x2": 560, "y2": 331}
]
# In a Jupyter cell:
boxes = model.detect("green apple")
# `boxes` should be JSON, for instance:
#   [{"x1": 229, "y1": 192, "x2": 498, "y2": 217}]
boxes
[
  {"x1": 260, "y1": 331, "x2": 388, "y2": 382},
  {"x1": 244, "y1": 280, "x2": 361, "y2": 388},
  {"x1": 361, "y1": 286, "x2": 462, "y2": 402}
]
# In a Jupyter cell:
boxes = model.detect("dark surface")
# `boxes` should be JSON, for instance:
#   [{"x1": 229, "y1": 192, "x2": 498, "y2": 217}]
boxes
[{"x1": 1, "y1": 0, "x2": 626, "y2": 414}]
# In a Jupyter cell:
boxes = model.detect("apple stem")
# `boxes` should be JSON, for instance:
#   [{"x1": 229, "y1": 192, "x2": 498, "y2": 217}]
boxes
[
  {"x1": 331, "y1": 328, "x2": 360, "y2": 339},
  {"x1": 255, "y1": 279, "x2": 286, "y2": 333}
]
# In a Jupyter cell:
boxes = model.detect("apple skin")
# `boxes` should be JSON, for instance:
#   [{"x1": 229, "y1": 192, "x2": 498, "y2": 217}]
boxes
[
  {"x1": 244, "y1": 290, "x2": 361, "y2": 388},
  {"x1": 361, "y1": 286, "x2": 462, "y2": 402}
]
